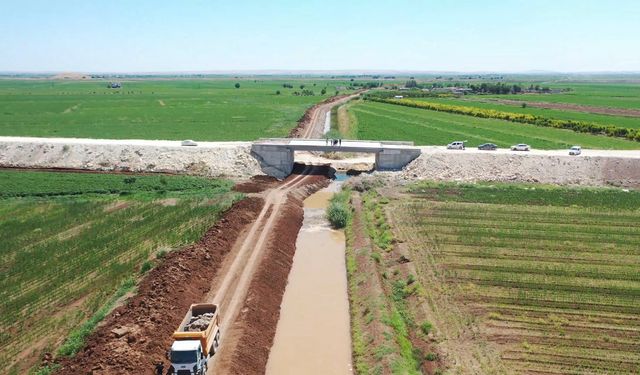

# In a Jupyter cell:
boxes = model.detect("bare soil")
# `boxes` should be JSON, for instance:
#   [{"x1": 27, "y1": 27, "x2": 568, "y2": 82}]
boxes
[
  {"x1": 289, "y1": 93, "x2": 362, "y2": 138},
  {"x1": 233, "y1": 175, "x2": 280, "y2": 193},
  {"x1": 210, "y1": 167, "x2": 330, "y2": 375},
  {"x1": 52, "y1": 197, "x2": 264, "y2": 375}
]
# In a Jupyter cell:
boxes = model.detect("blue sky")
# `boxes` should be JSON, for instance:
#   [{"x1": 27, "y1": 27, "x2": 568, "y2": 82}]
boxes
[{"x1": 1, "y1": 0, "x2": 639, "y2": 73}]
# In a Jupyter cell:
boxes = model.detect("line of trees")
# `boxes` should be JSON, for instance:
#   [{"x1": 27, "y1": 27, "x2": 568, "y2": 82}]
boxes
[
  {"x1": 369, "y1": 97, "x2": 640, "y2": 142},
  {"x1": 292, "y1": 89, "x2": 316, "y2": 96}
]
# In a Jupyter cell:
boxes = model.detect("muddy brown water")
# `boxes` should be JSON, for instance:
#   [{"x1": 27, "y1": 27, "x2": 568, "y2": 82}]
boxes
[{"x1": 266, "y1": 184, "x2": 353, "y2": 375}]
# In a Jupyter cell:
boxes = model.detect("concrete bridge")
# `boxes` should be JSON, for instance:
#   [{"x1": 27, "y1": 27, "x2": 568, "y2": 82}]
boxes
[{"x1": 251, "y1": 138, "x2": 421, "y2": 178}]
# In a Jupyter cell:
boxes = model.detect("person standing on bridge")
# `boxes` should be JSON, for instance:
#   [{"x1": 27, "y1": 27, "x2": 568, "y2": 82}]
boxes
[{"x1": 339, "y1": 138, "x2": 342, "y2": 146}]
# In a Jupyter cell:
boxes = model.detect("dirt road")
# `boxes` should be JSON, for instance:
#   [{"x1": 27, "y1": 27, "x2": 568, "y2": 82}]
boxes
[
  {"x1": 51, "y1": 167, "x2": 328, "y2": 375},
  {"x1": 289, "y1": 93, "x2": 362, "y2": 139},
  {"x1": 205, "y1": 165, "x2": 329, "y2": 374}
]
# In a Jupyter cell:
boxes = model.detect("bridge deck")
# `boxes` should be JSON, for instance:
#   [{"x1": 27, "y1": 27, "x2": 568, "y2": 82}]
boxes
[{"x1": 255, "y1": 138, "x2": 418, "y2": 153}]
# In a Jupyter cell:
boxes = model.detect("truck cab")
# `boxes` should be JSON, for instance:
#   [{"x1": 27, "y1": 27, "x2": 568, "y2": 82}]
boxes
[
  {"x1": 169, "y1": 340, "x2": 207, "y2": 375},
  {"x1": 169, "y1": 303, "x2": 220, "y2": 375}
]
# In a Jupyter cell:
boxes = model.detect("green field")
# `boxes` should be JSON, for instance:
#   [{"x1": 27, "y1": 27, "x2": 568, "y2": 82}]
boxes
[
  {"x1": 485, "y1": 82, "x2": 640, "y2": 109},
  {"x1": 415, "y1": 97, "x2": 640, "y2": 130},
  {"x1": 0, "y1": 171, "x2": 239, "y2": 374},
  {"x1": 385, "y1": 182, "x2": 640, "y2": 374},
  {"x1": 348, "y1": 100, "x2": 639, "y2": 149},
  {"x1": 0, "y1": 79, "x2": 350, "y2": 140}
]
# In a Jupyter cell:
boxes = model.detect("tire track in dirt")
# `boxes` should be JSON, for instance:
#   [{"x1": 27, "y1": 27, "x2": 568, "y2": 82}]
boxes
[
  {"x1": 206, "y1": 165, "x2": 330, "y2": 374},
  {"x1": 290, "y1": 93, "x2": 362, "y2": 139},
  {"x1": 49, "y1": 166, "x2": 329, "y2": 375}
]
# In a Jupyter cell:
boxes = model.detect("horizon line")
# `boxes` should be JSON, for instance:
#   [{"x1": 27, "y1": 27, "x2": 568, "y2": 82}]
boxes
[{"x1": 2, "y1": 69, "x2": 640, "y2": 76}]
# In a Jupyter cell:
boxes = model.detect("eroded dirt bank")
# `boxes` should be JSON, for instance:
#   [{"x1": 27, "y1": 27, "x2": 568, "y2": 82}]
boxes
[{"x1": 53, "y1": 197, "x2": 264, "y2": 374}]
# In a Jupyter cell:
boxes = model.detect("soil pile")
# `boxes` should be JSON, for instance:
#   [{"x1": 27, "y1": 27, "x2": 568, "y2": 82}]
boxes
[
  {"x1": 0, "y1": 138, "x2": 263, "y2": 178},
  {"x1": 398, "y1": 148, "x2": 640, "y2": 188},
  {"x1": 53, "y1": 197, "x2": 264, "y2": 375},
  {"x1": 184, "y1": 313, "x2": 215, "y2": 332}
]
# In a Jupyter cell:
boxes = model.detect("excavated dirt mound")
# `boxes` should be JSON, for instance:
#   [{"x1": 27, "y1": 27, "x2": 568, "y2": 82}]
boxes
[
  {"x1": 225, "y1": 178, "x2": 330, "y2": 375},
  {"x1": 233, "y1": 175, "x2": 280, "y2": 193},
  {"x1": 53, "y1": 197, "x2": 264, "y2": 375}
]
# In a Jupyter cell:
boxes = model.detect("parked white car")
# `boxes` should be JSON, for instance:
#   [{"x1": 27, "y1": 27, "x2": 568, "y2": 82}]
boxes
[
  {"x1": 181, "y1": 140, "x2": 198, "y2": 146},
  {"x1": 447, "y1": 141, "x2": 465, "y2": 150},
  {"x1": 569, "y1": 146, "x2": 582, "y2": 155},
  {"x1": 510, "y1": 143, "x2": 530, "y2": 151}
]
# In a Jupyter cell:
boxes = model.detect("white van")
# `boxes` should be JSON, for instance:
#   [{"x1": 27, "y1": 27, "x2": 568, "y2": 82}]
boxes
[
  {"x1": 569, "y1": 146, "x2": 581, "y2": 155},
  {"x1": 447, "y1": 141, "x2": 465, "y2": 150}
]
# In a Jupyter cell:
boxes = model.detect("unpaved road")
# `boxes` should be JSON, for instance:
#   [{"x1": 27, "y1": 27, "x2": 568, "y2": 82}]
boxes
[
  {"x1": 299, "y1": 93, "x2": 361, "y2": 139},
  {"x1": 205, "y1": 166, "x2": 323, "y2": 374}
]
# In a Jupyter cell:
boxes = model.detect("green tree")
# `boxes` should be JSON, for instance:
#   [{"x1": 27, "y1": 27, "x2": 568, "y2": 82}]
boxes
[{"x1": 234, "y1": 83, "x2": 240, "y2": 89}]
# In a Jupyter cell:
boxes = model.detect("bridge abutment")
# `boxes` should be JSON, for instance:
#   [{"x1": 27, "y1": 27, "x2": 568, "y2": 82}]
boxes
[
  {"x1": 251, "y1": 144, "x2": 295, "y2": 179},
  {"x1": 375, "y1": 148, "x2": 422, "y2": 171},
  {"x1": 251, "y1": 139, "x2": 421, "y2": 179}
]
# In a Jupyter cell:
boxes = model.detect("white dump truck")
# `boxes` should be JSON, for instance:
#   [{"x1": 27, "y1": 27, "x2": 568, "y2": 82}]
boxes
[{"x1": 169, "y1": 303, "x2": 221, "y2": 375}]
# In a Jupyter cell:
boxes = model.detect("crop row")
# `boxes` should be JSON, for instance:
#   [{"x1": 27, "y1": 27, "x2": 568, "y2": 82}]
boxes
[
  {"x1": 370, "y1": 97, "x2": 640, "y2": 141},
  {"x1": 387, "y1": 192, "x2": 640, "y2": 374},
  {"x1": 0, "y1": 170, "x2": 233, "y2": 198},
  {"x1": 0, "y1": 178, "x2": 236, "y2": 372}
]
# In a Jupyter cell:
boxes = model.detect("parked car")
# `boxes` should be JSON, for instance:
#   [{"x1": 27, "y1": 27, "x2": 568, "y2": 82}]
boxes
[
  {"x1": 181, "y1": 140, "x2": 198, "y2": 146},
  {"x1": 510, "y1": 143, "x2": 530, "y2": 151},
  {"x1": 478, "y1": 143, "x2": 497, "y2": 151},
  {"x1": 569, "y1": 146, "x2": 582, "y2": 155},
  {"x1": 447, "y1": 141, "x2": 465, "y2": 150}
]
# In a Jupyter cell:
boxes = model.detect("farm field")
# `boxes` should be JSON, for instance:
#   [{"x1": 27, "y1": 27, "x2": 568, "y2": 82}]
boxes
[
  {"x1": 414, "y1": 97, "x2": 640, "y2": 130},
  {"x1": 347, "y1": 100, "x2": 639, "y2": 149},
  {"x1": 483, "y1": 82, "x2": 640, "y2": 109},
  {"x1": 0, "y1": 79, "x2": 351, "y2": 141},
  {"x1": 380, "y1": 182, "x2": 640, "y2": 374},
  {"x1": 0, "y1": 170, "x2": 239, "y2": 374}
]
